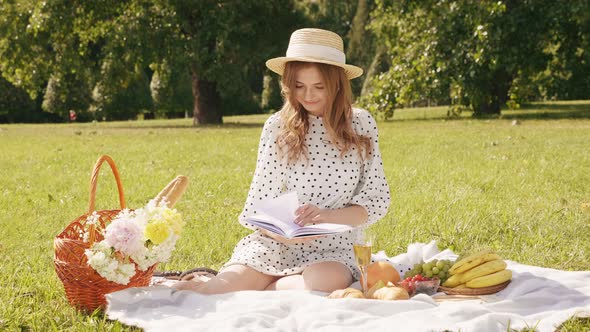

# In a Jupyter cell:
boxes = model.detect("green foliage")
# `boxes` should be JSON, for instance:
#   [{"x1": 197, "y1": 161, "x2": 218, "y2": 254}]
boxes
[
  {"x1": 366, "y1": 0, "x2": 590, "y2": 117},
  {"x1": 42, "y1": 72, "x2": 93, "y2": 119},
  {"x1": 261, "y1": 74, "x2": 283, "y2": 112},
  {"x1": 91, "y1": 66, "x2": 153, "y2": 121},
  {"x1": 357, "y1": 70, "x2": 397, "y2": 120},
  {"x1": 0, "y1": 1, "x2": 53, "y2": 98},
  {"x1": 295, "y1": 0, "x2": 377, "y2": 97},
  {"x1": 1, "y1": 0, "x2": 588, "y2": 123},
  {"x1": 150, "y1": 61, "x2": 192, "y2": 117},
  {"x1": 0, "y1": 74, "x2": 35, "y2": 122},
  {"x1": 294, "y1": 0, "x2": 358, "y2": 38},
  {"x1": 532, "y1": 2, "x2": 590, "y2": 101},
  {"x1": 0, "y1": 72, "x2": 64, "y2": 123},
  {"x1": 0, "y1": 0, "x2": 302, "y2": 123},
  {"x1": 163, "y1": 1, "x2": 302, "y2": 120}
]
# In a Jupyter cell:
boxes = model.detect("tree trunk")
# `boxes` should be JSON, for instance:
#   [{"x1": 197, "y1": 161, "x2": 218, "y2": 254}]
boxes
[
  {"x1": 261, "y1": 74, "x2": 282, "y2": 111},
  {"x1": 347, "y1": 0, "x2": 373, "y2": 96},
  {"x1": 347, "y1": 0, "x2": 371, "y2": 65},
  {"x1": 191, "y1": 69, "x2": 222, "y2": 125},
  {"x1": 472, "y1": 70, "x2": 512, "y2": 117},
  {"x1": 473, "y1": 101, "x2": 501, "y2": 116},
  {"x1": 361, "y1": 46, "x2": 388, "y2": 96}
]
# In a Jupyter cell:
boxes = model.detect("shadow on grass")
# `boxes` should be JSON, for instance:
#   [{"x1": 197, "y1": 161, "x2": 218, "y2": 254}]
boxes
[
  {"x1": 388, "y1": 101, "x2": 590, "y2": 122},
  {"x1": 67, "y1": 101, "x2": 590, "y2": 129},
  {"x1": 501, "y1": 102, "x2": 590, "y2": 120},
  {"x1": 101, "y1": 122, "x2": 266, "y2": 130}
]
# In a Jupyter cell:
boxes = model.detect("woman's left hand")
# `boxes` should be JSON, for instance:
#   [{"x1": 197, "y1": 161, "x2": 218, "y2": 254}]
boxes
[{"x1": 294, "y1": 204, "x2": 329, "y2": 226}]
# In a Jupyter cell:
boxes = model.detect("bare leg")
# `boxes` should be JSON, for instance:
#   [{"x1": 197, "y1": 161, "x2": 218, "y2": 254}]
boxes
[
  {"x1": 173, "y1": 264, "x2": 279, "y2": 295},
  {"x1": 265, "y1": 261, "x2": 353, "y2": 293},
  {"x1": 264, "y1": 274, "x2": 306, "y2": 291}
]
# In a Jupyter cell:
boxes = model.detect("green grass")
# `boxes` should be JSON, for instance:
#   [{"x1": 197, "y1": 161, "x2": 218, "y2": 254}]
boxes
[{"x1": 0, "y1": 101, "x2": 589, "y2": 331}]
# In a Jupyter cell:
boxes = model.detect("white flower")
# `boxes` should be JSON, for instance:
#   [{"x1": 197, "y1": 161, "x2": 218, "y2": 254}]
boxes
[
  {"x1": 82, "y1": 211, "x2": 103, "y2": 243},
  {"x1": 85, "y1": 242, "x2": 136, "y2": 285}
]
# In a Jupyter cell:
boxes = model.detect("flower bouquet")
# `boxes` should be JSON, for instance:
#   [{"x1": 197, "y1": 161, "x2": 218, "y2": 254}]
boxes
[
  {"x1": 54, "y1": 155, "x2": 188, "y2": 312},
  {"x1": 83, "y1": 199, "x2": 183, "y2": 285}
]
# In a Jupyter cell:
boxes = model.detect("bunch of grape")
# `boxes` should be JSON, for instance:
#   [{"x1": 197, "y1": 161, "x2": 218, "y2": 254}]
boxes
[{"x1": 403, "y1": 259, "x2": 454, "y2": 283}]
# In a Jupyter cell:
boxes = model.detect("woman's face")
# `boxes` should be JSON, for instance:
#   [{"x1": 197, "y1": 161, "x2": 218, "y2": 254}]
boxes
[{"x1": 294, "y1": 65, "x2": 328, "y2": 116}]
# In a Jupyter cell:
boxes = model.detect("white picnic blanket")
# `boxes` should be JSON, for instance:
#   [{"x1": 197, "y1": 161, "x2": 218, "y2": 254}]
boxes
[{"x1": 106, "y1": 241, "x2": 590, "y2": 332}]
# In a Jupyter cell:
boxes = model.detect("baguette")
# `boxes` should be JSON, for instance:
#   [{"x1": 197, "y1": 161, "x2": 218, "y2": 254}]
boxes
[{"x1": 153, "y1": 175, "x2": 189, "y2": 208}]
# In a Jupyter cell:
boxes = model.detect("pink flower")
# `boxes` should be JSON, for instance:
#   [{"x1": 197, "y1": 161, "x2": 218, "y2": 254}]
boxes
[{"x1": 104, "y1": 218, "x2": 144, "y2": 255}]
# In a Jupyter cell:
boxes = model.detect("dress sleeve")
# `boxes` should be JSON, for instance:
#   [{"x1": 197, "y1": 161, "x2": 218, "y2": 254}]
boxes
[
  {"x1": 238, "y1": 113, "x2": 287, "y2": 229},
  {"x1": 350, "y1": 109, "x2": 391, "y2": 224}
]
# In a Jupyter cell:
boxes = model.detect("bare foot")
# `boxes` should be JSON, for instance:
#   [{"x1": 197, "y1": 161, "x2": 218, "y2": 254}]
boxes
[
  {"x1": 180, "y1": 271, "x2": 214, "y2": 282},
  {"x1": 172, "y1": 280, "x2": 206, "y2": 292},
  {"x1": 172, "y1": 272, "x2": 213, "y2": 292}
]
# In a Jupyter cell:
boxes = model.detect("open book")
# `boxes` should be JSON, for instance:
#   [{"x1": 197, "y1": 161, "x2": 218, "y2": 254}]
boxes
[{"x1": 244, "y1": 192, "x2": 353, "y2": 239}]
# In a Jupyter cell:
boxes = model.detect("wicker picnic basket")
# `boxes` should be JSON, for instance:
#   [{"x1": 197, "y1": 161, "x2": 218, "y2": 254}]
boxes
[{"x1": 53, "y1": 155, "x2": 188, "y2": 312}]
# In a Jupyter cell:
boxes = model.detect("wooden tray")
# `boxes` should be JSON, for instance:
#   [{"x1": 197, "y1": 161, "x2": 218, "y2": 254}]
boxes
[{"x1": 439, "y1": 280, "x2": 511, "y2": 295}]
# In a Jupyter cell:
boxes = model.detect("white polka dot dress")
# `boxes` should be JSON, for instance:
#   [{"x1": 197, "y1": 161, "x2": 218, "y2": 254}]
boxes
[{"x1": 222, "y1": 108, "x2": 391, "y2": 280}]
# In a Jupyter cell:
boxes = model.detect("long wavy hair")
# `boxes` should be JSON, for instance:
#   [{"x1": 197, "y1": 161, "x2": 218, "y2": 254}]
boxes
[{"x1": 276, "y1": 61, "x2": 371, "y2": 164}]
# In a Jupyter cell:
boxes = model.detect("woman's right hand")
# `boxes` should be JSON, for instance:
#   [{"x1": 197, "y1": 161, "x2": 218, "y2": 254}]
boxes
[{"x1": 259, "y1": 229, "x2": 321, "y2": 245}]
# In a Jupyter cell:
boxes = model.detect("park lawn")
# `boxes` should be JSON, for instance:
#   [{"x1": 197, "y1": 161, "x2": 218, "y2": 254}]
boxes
[{"x1": 0, "y1": 101, "x2": 589, "y2": 331}]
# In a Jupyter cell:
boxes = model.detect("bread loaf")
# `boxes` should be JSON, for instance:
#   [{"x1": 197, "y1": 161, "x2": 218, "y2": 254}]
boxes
[{"x1": 153, "y1": 175, "x2": 189, "y2": 208}]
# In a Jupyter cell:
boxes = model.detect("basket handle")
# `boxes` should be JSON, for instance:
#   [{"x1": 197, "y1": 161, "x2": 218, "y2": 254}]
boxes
[{"x1": 88, "y1": 155, "x2": 126, "y2": 213}]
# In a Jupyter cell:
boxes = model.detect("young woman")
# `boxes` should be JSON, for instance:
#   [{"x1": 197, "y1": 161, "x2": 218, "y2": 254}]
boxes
[{"x1": 173, "y1": 28, "x2": 390, "y2": 294}]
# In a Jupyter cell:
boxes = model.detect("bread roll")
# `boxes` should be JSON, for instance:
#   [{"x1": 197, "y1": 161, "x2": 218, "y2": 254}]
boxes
[
  {"x1": 328, "y1": 287, "x2": 365, "y2": 299},
  {"x1": 372, "y1": 286, "x2": 410, "y2": 301}
]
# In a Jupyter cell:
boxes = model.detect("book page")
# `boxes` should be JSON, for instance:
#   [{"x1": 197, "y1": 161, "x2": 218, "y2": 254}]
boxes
[
  {"x1": 256, "y1": 191, "x2": 299, "y2": 223},
  {"x1": 292, "y1": 223, "x2": 353, "y2": 237},
  {"x1": 247, "y1": 191, "x2": 353, "y2": 238},
  {"x1": 246, "y1": 211, "x2": 299, "y2": 237}
]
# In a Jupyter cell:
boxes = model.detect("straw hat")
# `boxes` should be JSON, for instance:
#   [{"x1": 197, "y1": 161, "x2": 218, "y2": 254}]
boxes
[{"x1": 266, "y1": 28, "x2": 363, "y2": 80}]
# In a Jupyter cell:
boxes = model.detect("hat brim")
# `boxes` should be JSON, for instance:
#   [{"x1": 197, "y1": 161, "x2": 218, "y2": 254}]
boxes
[{"x1": 266, "y1": 57, "x2": 363, "y2": 80}]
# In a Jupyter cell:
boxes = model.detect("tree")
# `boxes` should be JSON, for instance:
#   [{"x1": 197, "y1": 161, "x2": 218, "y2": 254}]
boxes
[
  {"x1": 42, "y1": 72, "x2": 93, "y2": 120},
  {"x1": 364, "y1": 0, "x2": 590, "y2": 117},
  {"x1": 166, "y1": 1, "x2": 301, "y2": 124},
  {"x1": 294, "y1": 0, "x2": 377, "y2": 97},
  {"x1": 150, "y1": 61, "x2": 193, "y2": 117},
  {"x1": 346, "y1": 0, "x2": 379, "y2": 96},
  {"x1": 0, "y1": 1, "x2": 300, "y2": 124},
  {"x1": 91, "y1": 65, "x2": 153, "y2": 121},
  {"x1": 0, "y1": 74, "x2": 35, "y2": 123},
  {"x1": 531, "y1": 1, "x2": 590, "y2": 100},
  {"x1": 0, "y1": 0, "x2": 146, "y2": 120}
]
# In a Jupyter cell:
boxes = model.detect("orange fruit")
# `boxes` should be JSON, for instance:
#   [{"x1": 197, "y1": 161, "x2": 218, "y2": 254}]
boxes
[{"x1": 361, "y1": 261, "x2": 400, "y2": 289}]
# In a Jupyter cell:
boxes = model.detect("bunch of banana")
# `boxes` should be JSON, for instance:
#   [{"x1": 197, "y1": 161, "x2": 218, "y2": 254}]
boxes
[{"x1": 442, "y1": 250, "x2": 512, "y2": 289}]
